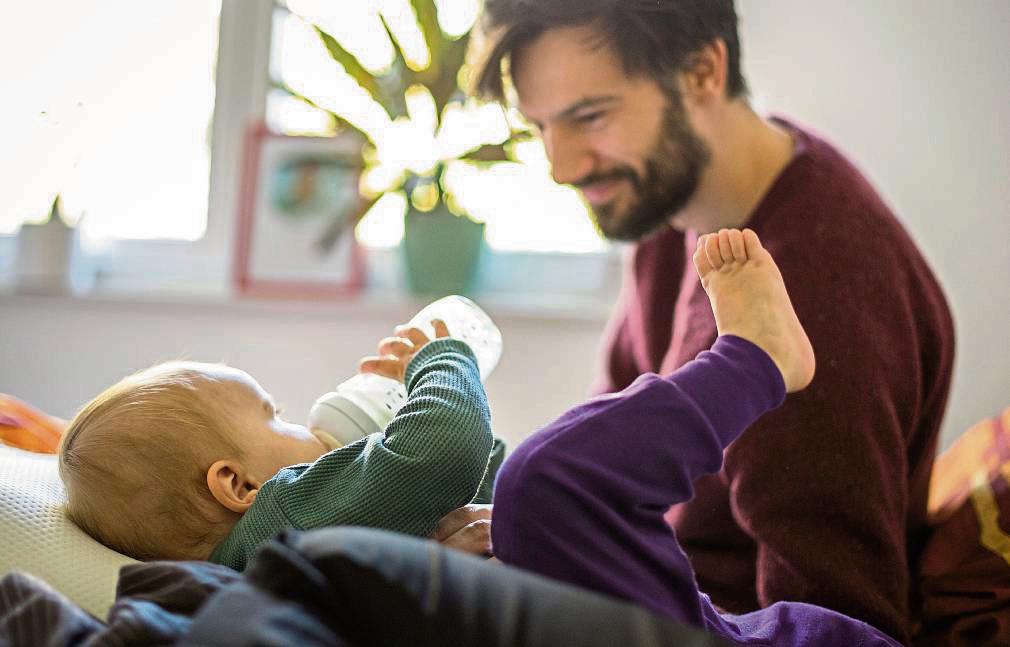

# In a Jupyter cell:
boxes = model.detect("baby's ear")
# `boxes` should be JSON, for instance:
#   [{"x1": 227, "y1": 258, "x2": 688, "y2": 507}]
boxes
[{"x1": 206, "y1": 460, "x2": 260, "y2": 513}]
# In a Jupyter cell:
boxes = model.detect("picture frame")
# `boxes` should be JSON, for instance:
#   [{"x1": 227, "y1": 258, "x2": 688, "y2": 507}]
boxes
[{"x1": 233, "y1": 123, "x2": 367, "y2": 299}]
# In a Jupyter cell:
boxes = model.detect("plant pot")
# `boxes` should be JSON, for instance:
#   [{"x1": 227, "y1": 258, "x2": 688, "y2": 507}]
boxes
[
  {"x1": 13, "y1": 218, "x2": 73, "y2": 294},
  {"x1": 402, "y1": 205, "x2": 486, "y2": 297}
]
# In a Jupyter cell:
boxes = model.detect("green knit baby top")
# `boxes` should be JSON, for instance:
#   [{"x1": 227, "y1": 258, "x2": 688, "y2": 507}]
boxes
[{"x1": 210, "y1": 338, "x2": 501, "y2": 571}]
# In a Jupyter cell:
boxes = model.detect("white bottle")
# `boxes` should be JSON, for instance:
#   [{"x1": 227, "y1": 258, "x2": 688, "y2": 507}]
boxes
[{"x1": 308, "y1": 295, "x2": 503, "y2": 449}]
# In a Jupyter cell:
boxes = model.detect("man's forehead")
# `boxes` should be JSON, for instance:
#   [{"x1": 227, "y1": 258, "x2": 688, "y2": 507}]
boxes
[{"x1": 512, "y1": 25, "x2": 628, "y2": 122}]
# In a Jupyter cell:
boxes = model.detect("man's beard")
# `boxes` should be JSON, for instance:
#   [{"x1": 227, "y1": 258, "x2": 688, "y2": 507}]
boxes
[{"x1": 579, "y1": 94, "x2": 711, "y2": 242}]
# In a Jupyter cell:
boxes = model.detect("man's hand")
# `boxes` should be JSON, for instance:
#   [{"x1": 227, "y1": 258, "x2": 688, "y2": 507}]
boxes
[
  {"x1": 359, "y1": 319, "x2": 450, "y2": 383},
  {"x1": 432, "y1": 504, "x2": 493, "y2": 556}
]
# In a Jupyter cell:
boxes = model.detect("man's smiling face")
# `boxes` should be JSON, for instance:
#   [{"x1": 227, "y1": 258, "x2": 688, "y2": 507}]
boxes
[{"x1": 512, "y1": 24, "x2": 711, "y2": 241}]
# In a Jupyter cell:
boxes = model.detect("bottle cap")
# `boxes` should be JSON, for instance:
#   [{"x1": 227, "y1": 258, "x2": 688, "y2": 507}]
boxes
[{"x1": 307, "y1": 392, "x2": 384, "y2": 447}]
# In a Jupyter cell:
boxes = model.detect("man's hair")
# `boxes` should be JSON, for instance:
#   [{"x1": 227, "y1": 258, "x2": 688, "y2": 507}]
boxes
[
  {"x1": 59, "y1": 362, "x2": 243, "y2": 560},
  {"x1": 472, "y1": 0, "x2": 747, "y2": 102}
]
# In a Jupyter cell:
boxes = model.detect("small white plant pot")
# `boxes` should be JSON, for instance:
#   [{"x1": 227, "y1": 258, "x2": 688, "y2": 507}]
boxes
[{"x1": 13, "y1": 218, "x2": 73, "y2": 294}]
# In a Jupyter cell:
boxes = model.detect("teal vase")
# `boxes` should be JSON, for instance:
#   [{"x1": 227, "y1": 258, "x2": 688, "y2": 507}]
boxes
[{"x1": 402, "y1": 204, "x2": 486, "y2": 296}]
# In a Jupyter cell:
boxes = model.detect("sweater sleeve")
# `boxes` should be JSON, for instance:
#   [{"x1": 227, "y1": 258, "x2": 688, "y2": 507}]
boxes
[
  {"x1": 472, "y1": 436, "x2": 506, "y2": 504},
  {"x1": 270, "y1": 338, "x2": 493, "y2": 537}
]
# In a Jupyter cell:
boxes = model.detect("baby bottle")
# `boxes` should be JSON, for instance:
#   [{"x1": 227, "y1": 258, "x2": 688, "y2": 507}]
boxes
[{"x1": 307, "y1": 295, "x2": 503, "y2": 449}]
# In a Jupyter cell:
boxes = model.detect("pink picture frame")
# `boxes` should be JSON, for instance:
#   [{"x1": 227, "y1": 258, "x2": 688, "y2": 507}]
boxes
[{"x1": 233, "y1": 122, "x2": 367, "y2": 299}]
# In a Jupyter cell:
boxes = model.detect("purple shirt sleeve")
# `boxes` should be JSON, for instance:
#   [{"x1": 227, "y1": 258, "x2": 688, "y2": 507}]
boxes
[
  {"x1": 492, "y1": 336, "x2": 901, "y2": 646},
  {"x1": 492, "y1": 336, "x2": 783, "y2": 625}
]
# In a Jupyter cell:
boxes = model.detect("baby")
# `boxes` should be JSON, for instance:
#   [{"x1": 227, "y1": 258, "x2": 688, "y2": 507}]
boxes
[{"x1": 59, "y1": 321, "x2": 503, "y2": 570}]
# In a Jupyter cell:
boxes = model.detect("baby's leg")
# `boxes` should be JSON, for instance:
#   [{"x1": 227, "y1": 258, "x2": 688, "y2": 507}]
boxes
[
  {"x1": 695, "y1": 228, "x2": 814, "y2": 393},
  {"x1": 491, "y1": 229, "x2": 815, "y2": 626}
]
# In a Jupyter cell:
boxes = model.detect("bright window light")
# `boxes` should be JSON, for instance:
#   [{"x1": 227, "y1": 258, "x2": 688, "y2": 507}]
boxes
[
  {"x1": 275, "y1": 12, "x2": 390, "y2": 140},
  {"x1": 355, "y1": 191, "x2": 406, "y2": 249},
  {"x1": 378, "y1": 0, "x2": 431, "y2": 71},
  {"x1": 269, "y1": 0, "x2": 606, "y2": 253},
  {"x1": 0, "y1": 1, "x2": 221, "y2": 240},
  {"x1": 285, "y1": 0, "x2": 393, "y2": 73},
  {"x1": 434, "y1": 0, "x2": 480, "y2": 39},
  {"x1": 266, "y1": 89, "x2": 335, "y2": 136}
]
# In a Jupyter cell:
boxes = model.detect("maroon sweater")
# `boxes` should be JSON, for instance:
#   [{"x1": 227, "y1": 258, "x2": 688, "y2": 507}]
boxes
[{"x1": 594, "y1": 117, "x2": 955, "y2": 644}]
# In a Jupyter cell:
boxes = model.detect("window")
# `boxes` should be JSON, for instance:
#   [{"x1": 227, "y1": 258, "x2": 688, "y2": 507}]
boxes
[
  {"x1": 0, "y1": 1, "x2": 221, "y2": 241},
  {"x1": 1, "y1": 0, "x2": 617, "y2": 298},
  {"x1": 266, "y1": 0, "x2": 608, "y2": 255}
]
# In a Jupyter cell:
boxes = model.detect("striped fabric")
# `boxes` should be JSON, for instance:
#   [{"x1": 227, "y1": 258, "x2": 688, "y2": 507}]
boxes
[
  {"x1": 918, "y1": 406, "x2": 1010, "y2": 645},
  {"x1": 927, "y1": 407, "x2": 1010, "y2": 522},
  {"x1": 211, "y1": 339, "x2": 496, "y2": 571}
]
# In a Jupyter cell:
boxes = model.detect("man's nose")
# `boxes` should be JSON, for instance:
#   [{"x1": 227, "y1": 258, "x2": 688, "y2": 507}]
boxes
[{"x1": 543, "y1": 128, "x2": 593, "y2": 186}]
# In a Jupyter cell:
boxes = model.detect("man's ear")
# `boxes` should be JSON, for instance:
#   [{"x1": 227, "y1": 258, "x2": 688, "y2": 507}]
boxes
[
  {"x1": 206, "y1": 460, "x2": 260, "y2": 513},
  {"x1": 681, "y1": 39, "x2": 729, "y2": 102}
]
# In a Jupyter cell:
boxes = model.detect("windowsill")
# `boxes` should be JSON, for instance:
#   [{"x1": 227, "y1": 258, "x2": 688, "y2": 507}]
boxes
[
  {"x1": 0, "y1": 249, "x2": 622, "y2": 325},
  {"x1": 0, "y1": 234, "x2": 624, "y2": 323},
  {"x1": 0, "y1": 283, "x2": 617, "y2": 323}
]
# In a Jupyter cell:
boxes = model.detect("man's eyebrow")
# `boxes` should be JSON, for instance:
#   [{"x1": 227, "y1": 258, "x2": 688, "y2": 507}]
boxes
[{"x1": 530, "y1": 95, "x2": 621, "y2": 129}]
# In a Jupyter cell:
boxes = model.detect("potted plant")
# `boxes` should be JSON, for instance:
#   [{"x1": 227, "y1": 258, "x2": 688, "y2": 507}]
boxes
[
  {"x1": 13, "y1": 195, "x2": 73, "y2": 294},
  {"x1": 278, "y1": 0, "x2": 523, "y2": 296}
]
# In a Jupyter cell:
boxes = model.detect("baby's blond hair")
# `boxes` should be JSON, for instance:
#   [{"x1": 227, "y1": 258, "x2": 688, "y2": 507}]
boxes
[{"x1": 59, "y1": 361, "x2": 243, "y2": 560}]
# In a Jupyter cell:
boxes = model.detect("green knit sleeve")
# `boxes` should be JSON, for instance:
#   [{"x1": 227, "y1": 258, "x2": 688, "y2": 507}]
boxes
[
  {"x1": 269, "y1": 338, "x2": 493, "y2": 537},
  {"x1": 473, "y1": 436, "x2": 506, "y2": 504}
]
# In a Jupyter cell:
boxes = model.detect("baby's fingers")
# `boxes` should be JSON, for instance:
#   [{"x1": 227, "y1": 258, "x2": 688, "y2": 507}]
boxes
[
  {"x1": 358, "y1": 356, "x2": 405, "y2": 382},
  {"x1": 394, "y1": 325, "x2": 430, "y2": 348},
  {"x1": 431, "y1": 319, "x2": 450, "y2": 339},
  {"x1": 376, "y1": 336, "x2": 413, "y2": 358}
]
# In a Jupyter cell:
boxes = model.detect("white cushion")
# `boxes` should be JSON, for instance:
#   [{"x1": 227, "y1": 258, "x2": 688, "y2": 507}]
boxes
[{"x1": 0, "y1": 444, "x2": 136, "y2": 619}]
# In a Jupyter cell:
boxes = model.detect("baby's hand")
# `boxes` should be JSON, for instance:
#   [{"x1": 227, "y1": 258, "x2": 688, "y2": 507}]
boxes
[{"x1": 358, "y1": 319, "x2": 450, "y2": 383}]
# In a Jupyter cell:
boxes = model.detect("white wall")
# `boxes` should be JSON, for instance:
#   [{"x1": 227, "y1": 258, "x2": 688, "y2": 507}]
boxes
[
  {"x1": 0, "y1": 294, "x2": 610, "y2": 450},
  {"x1": 738, "y1": 0, "x2": 1010, "y2": 443},
  {"x1": 1, "y1": 1, "x2": 1007, "y2": 448}
]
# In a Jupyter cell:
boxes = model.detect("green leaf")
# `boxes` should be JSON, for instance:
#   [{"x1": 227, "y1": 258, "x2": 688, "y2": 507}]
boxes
[
  {"x1": 379, "y1": 0, "x2": 469, "y2": 125},
  {"x1": 312, "y1": 26, "x2": 387, "y2": 110},
  {"x1": 314, "y1": 193, "x2": 379, "y2": 255},
  {"x1": 377, "y1": 13, "x2": 422, "y2": 75},
  {"x1": 316, "y1": 22, "x2": 410, "y2": 119},
  {"x1": 377, "y1": 14, "x2": 422, "y2": 90},
  {"x1": 460, "y1": 143, "x2": 510, "y2": 163},
  {"x1": 271, "y1": 80, "x2": 373, "y2": 143},
  {"x1": 508, "y1": 129, "x2": 536, "y2": 143},
  {"x1": 49, "y1": 194, "x2": 62, "y2": 223},
  {"x1": 410, "y1": 0, "x2": 443, "y2": 76},
  {"x1": 428, "y1": 31, "x2": 469, "y2": 120}
]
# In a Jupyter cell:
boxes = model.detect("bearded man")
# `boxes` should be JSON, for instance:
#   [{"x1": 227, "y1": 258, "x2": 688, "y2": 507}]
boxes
[{"x1": 472, "y1": 2, "x2": 955, "y2": 644}]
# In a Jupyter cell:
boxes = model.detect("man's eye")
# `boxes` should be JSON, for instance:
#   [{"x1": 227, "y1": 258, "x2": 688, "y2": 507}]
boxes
[{"x1": 575, "y1": 112, "x2": 605, "y2": 125}]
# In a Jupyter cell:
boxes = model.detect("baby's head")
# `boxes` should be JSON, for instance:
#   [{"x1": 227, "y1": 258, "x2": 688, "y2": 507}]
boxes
[{"x1": 59, "y1": 361, "x2": 328, "y2": 560}]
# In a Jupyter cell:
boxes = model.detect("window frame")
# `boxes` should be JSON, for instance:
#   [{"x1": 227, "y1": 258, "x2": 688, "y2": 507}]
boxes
[
  {"x1": 1, "y1": 0, "x2": 619, "y2": 302},
  {"x1": 93, "y1": 0, "x2": 276, "y2": 296}
]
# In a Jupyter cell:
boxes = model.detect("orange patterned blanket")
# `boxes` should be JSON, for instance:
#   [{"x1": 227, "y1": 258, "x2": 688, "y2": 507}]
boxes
[{"x1": 0, "y1": 394, "x2": 65, "y2": 454}]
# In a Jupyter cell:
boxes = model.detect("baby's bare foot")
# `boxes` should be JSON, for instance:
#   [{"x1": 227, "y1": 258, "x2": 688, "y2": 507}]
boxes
[{"x1": 693, "y1": 229, "x2": 815, "y2": 393}]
